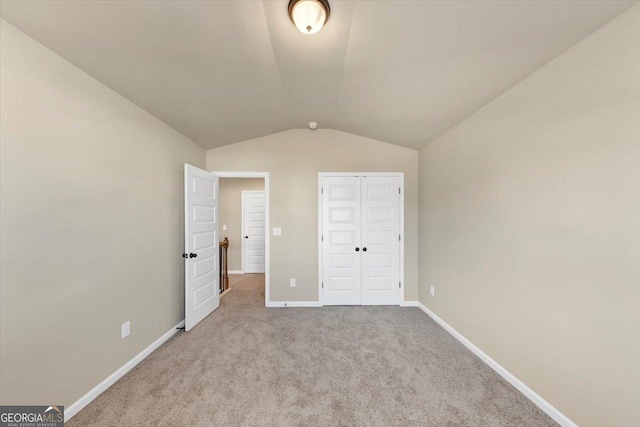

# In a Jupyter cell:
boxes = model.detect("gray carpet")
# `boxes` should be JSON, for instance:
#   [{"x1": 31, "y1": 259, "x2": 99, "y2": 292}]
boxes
[{"x1": 68, "y1": 274, "x2": 556, "y2": 426}]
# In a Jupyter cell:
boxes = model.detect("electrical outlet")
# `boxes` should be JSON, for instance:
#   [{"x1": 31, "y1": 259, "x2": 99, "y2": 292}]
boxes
[
  {"x1": 121, "y1": 321, "x2": 130, "y2": 339},
  {"x1": 273, "y1": 227, "x2": 282, "y2": 236},
  {"x1": 290, "y1": 278, "x2": 296, "y2": 287},
  {"x1": 430, "y1": 285, "x2": 435, "y2": 296}
]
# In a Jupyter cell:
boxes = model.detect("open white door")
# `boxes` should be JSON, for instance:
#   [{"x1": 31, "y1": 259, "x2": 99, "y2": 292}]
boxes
[{"x1": 184, "y1": 164, "x2": 219, "y2": 331}]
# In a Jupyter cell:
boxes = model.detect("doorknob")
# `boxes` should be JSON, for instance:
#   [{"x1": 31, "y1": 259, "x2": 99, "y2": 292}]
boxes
[
  {"x1": 189, "y1": 253, "x2": 198, "y2": 258},
  {"x1": 362, "y1": 247, "x2": 367, "y2": 252},
  {"x1": 245, "y1": 236, "x2": 249, "y2": 239},
  {"x1": 182, "y1": 253, "x2": 188, "y2": 258},
  {"x1": 355, "y1": 247, "x2": 360, "y2": 252}
]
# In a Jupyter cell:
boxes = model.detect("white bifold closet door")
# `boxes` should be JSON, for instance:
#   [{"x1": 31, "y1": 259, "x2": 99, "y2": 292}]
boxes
[{"x1": 322, "y1": 175, "x2": 401, "y2": 306}]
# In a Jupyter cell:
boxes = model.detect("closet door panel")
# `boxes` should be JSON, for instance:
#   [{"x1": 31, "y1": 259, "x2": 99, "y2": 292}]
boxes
[
  {"x1": 322, "y1": 176, "x2": 362, "y2": 305},
  {"x1": 361, "y1": 176, "x2": 400, "y2": 305}
]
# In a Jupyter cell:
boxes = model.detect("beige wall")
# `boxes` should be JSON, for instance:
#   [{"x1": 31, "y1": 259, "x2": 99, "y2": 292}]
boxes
[
  {"x1": 207, "y1": 129, "x2": 419, "y2": 302},
  {"x1": 419, "y1": 5, "x2": 640, "y2": 426},
  {"x1": 0, "y1": 20, "x2": 205, "y2": 407},
  {"x1": 219, "y1": 178, "x2": 265, "y2": 271}
]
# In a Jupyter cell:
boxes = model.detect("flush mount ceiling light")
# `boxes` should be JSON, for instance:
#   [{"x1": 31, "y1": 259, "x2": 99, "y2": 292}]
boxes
[{"x1": 288, "y1": 0, "x2": 330, "y2": 35}]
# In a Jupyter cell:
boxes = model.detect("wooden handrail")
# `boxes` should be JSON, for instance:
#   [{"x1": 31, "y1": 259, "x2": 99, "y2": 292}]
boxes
[{"x1": 219, "y1": 237, "x2": 229, "y2": 293}]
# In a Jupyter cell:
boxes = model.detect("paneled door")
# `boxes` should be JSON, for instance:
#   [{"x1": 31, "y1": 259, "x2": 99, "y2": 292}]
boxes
[
  {"x1": 320, "y1": 174, "x2": 402, "y2": 306},
  {"x1": 322, "y1": 176, "x2": 362, "y2": 305},
  {"x1": 184, "y1": 164, "x2": 219, "y2": 331},
  {"x1": 361, "y1": 176, "x2": 401, "y2": 305},
  {"x1": 243, "y1": 191, "x2": 266, "y2": 273}
]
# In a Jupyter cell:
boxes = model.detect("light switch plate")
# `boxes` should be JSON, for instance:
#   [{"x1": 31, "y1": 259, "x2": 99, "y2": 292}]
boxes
[
  {"x1": 121, "y1": 321, "x2": 130, "y2": 339},
  {"x1": 273, "y1": 227, "x2": 282, "y2": 236},
  {"x1": 222, "y1": 224, "x2": 227, "y2": 231}
]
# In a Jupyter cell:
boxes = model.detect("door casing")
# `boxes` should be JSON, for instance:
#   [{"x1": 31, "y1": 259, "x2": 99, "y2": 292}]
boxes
[{"x1": 211, "y1": 171, "x2": 270, "y2": 306}]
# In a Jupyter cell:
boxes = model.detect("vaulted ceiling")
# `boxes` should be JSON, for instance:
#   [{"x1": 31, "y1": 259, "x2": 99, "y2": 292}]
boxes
[{"x1": 0, "y1": 1, "x2": 635, "y2": 150}]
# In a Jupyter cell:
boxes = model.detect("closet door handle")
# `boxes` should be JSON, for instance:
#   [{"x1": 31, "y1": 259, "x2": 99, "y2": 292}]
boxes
[
  {"x1": 189, "y1": 253, "x2": 198, "y2": 258},
  {"x1": 362, "y1": 247, "x2": 367, "y2": 252},
  {"x1": 355, "y1": 247, "x2": 360, "y2": 252}
]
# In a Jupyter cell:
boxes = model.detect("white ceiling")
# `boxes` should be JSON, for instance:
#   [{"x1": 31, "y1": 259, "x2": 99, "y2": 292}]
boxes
[{"x1": 1, "y1": 0, "x2": 635, "y2": 150}]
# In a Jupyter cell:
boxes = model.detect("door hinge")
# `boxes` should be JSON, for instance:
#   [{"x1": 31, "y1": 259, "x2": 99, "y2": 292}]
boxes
[
  {"x1": 399, "y1": 281, "x2": 401, "y2": 288},
  {"x1": 321, "y1": 187, "x2": 323, "y2": 194},
  {"x1": 399, "y1": 187, "x2": 401, "y2": 194},
  {"x1": 322, "y1": 282, "x2": 324, "y2": 289},
  {"x1": 399, "y1": 234, "x2": 401, "y2": 241},
  {"x1": 321, "y1": 234, "x2": 324, "y2": 241}
]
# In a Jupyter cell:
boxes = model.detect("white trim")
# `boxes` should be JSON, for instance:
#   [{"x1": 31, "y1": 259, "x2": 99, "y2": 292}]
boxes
[
  {"x1": 399, "y1": 301, "x2": 418, "y2": 307},
  {"x1": 212, "y1": 171, "x2": 267, "y2": 179},
  {"x1": 211, "y1": 172, "x2": 270, "y2": 306},
  {"x1": 228, "y1": 270, "x2": 244, "y2": 275},
  {"x1": 318, "y1": 172, "x2": 405, "y2": 306},
  {"x1": 65, "y1": 320, "x2": 185, "y2": 421},
  {"x1": 398, "y1": 175, "x2": 405, "y2": 304},
  {"x1": 241, "y1": 190, "x2": 245, "y2": 274},
  {"x1": 266, "y1": 301, "x2": 323, "y2": 308},
  {"x1": 318, "y1": 172, "x2": 404, "y2": 177},
  {"x1": 416, "y1": 303, "x2": 577, "y2": 427},
  {"x1": 317, "y1": 175, "x2": 323, "y2": 304}
]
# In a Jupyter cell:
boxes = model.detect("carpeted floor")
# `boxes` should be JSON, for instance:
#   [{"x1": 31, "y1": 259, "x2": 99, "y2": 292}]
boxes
[{"x1": 67, "y1": 274, "x2": 556, "y2": 426}]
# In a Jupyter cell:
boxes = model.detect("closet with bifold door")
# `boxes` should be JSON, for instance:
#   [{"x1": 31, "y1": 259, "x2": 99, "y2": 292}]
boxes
[{"x1": 320, "y1": 174, "x2": 402, "y2": 306}]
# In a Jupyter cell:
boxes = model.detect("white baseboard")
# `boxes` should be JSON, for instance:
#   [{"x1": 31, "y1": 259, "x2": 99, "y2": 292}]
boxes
[
  {"x1": 228, "y1": 270, "x2": 243, "y2": 275},
  {"x1": 64, "y1": 320, "x2": 185, "y2": 421},
  {"x1": 266, "y1": 301, "x2": 323, "y2": 308},
  {"x1": 267, "y1": 301, "x2": 418, "y2": 308},
  {"x1": 416, "y1": 303, "x2": 576, "y2": 427},
  {"x1": 400, "y1": 301, "x2": 419, "y2": 307}
]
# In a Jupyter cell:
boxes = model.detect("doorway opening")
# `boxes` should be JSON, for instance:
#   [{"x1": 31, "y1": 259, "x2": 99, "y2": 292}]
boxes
[{"x1": 214, "y1": 172, "x2": 270, "y2": 306}]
